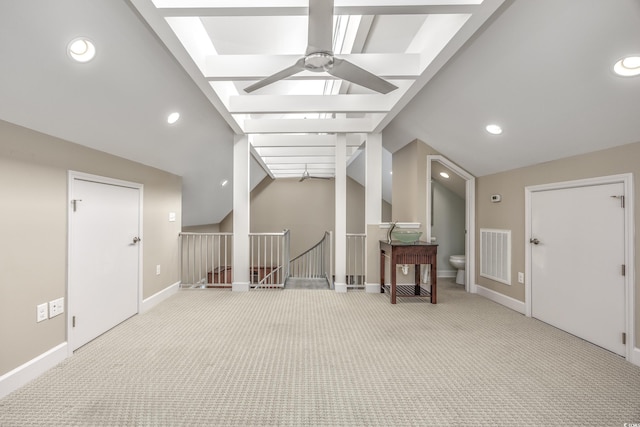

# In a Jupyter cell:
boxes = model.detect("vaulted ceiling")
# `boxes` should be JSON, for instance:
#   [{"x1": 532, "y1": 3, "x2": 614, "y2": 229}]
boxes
[
  {"x1": 1, "y1": 0, "x2": 639, "y2": 226},
  {"x1": 129, "y1": 0, "x2": 507, "y2": 180}
]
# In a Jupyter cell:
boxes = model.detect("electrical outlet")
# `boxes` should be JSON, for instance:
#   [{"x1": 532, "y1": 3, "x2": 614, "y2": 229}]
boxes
[
  {"x1": 49, "y1": 297, "x2": 64, "y2": 318},
  {"x1": 156, "y1": 264, "x2": 161, "y2": 275},
  {"x1": 37, "y1": 303, "x2": 48, "y2": 322},
  {"x1": 518, "y1": 272, "x2": 524, "y2": 283}
]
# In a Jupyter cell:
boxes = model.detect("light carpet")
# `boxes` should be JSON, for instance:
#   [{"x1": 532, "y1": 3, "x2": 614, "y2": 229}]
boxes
[{"x1": 1, "y1": 280, "x2": 639, "y2": 426}]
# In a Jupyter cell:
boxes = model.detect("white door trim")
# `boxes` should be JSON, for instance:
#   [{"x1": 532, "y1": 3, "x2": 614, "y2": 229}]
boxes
[
  {"x1": 525, "y1": 173, "x2": 635, "y2": 362},
  {"x1": 426, "y1": 155, "x2": 476, "y2": 293},
  {"x1": 67, "y1": 171, "x2": 144, "y2": 353}
]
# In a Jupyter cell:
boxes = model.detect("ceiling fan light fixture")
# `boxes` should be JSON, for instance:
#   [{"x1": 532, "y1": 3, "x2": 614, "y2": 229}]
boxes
[
  {"x1": 614, "y1": 55, "x2": 640, "y2": 77},
  {"x1": 67, "y1": 37, "x2": 96, "y2": 63}
]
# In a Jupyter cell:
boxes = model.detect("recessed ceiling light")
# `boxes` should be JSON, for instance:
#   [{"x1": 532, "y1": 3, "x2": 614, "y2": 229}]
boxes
[
  {"x1": 486, "y1": 124, "x2": 503, "y2": 135},
  {"x1": 167, "y1": 112, "x2": 180, "y2": 124},
  {"x1": 614, "y1": 56, "x2": 640, "y2": 77},
  {"x1": 440, "y1": 172, "x2": 450, "y2": 179},
  {"x1": 67, "y1": 38, "x2": 96, "y2": 63}
]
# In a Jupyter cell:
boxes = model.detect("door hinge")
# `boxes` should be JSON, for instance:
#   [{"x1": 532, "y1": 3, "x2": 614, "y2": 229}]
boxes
[
  {"x1": 622, "y1": 264, "x2": 626, "y2": 276},
  {"x1": 622, "y1": 332, "x2": 626, "y2": 345},
  {"x1": 72, "y1": 316, "x2": 76, "y2": 328},
  {"x1": 71, "y1": 199, "x2": 83, "y2": 212},
  {"x1": 611, "y1": 195, "x2": 625, "y2": 208}
]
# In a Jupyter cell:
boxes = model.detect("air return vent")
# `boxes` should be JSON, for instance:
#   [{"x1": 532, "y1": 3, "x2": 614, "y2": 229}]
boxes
[{"x1": 480, "y1": 228, "x2": 511, "y2": 285}]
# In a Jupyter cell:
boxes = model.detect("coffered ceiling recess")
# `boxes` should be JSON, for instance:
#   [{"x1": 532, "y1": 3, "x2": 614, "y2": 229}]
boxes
[{"x1": 130, "y1": 0, "x2": 506, "y2": 178}]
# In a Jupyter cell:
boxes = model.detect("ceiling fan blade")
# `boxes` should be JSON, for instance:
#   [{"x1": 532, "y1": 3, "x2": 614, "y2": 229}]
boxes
[
  {"x1": 306, "y1": 0, "x2": 334, "y2": 54},
  {"x1": 244, "y1": 58, "x2": 305, "y2": 93},
  {"x1": 329, "y1": 58, "x2": 398, "y2": 94}
]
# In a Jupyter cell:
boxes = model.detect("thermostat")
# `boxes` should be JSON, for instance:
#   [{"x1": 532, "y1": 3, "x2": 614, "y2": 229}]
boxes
[{"x1": 490, "y1": 194, "x2": 502, "y2": 203}]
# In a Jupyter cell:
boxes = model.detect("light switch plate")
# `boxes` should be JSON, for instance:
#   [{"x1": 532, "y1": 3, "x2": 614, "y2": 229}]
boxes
[
  {"x1": 37, "y1": 303, "x2": 48, "y2": 322},
  {"x1": 168, "y1": 212, "x2": 176, "y2": 222}
]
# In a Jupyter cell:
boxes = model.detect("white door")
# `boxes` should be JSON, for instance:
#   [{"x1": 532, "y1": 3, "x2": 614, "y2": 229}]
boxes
[
  {"x1": 530, "y1": 182, "x2": 626, "y2": 355},
  {"x1": 69, "y1": 177, "x2": 141, "y2": 351}
]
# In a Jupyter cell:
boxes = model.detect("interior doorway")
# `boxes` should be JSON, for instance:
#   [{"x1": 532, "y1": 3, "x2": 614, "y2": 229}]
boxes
[
  {"x1": 525, "y1": 174, "x2": 635, "y2": 360},
  {"x1": 67, "y1": 172, "x2": 143, "y2": 351},
  {"x1": 426, "y1": 155, "x2": 476, "y2": 293}
]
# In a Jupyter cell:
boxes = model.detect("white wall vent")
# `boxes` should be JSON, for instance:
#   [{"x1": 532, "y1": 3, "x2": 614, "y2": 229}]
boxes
[{"x1": 480, "y1": 228, "x2": 511, "y2": 285}]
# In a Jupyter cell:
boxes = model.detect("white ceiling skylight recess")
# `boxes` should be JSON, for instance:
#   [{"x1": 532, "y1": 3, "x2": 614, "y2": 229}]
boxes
[{"x1": 131, "y1": 0, "x2": 507, "y2": 179}]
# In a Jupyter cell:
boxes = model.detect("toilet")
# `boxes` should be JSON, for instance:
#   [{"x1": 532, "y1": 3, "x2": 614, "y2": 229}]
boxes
[{"x1": 449, "y1": 255, "x2": 466, "y2": 285}]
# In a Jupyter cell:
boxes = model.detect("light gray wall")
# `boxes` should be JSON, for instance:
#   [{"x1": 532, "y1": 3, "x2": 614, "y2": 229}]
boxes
[
  {"x1": 431, "y1": 180, "x2": 465, "y2": 273},
  {"x1": 476, "y1": 140, "x2": 640, "y2": 348},
  {"x1": 0, "y1": 119, "x2": 182, "y2": 376}
]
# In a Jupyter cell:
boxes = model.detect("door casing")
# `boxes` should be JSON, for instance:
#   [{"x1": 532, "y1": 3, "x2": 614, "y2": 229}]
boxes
[{"x1": 67, "y1": 171, "x2": 144, "y2": 353}]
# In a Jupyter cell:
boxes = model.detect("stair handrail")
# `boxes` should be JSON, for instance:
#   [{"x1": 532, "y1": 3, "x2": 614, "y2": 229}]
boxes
[{"x1": 289, "y1": 231, "x2": 331, "y2": 287}]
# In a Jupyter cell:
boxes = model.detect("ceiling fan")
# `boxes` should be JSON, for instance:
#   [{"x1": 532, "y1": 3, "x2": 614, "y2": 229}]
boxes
[
  {"x1": 299, "y1": 164, "x2": 331, "y2": 182},
  {"x1": 244, "y1": 0, "x2": 398, "y2": 94}
]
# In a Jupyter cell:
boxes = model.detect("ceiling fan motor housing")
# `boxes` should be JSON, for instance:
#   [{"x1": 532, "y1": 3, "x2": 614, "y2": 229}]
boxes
[{"x1": 304, "y1": 52, "x2": 334, "y2": 71}]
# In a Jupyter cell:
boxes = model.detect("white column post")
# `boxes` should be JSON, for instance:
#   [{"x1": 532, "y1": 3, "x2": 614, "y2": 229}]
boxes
[
  {"x1": 232, "y1": 134, "x2": 250, "y2": 291},
  {"x1": 365, "y1": 133, "x2": 382, "y2": 293},
  {"x1": 334, "y1": 133, "x2": 347, "y2": 293}
]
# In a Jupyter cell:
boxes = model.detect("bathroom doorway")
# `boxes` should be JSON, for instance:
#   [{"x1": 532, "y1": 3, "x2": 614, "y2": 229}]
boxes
[{"x1": 426, "y1": 155, "x2": 476, "y2": 293}]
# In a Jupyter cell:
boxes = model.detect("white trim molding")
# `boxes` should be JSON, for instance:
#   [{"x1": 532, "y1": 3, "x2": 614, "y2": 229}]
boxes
[
  {"x1": 334, "y1": 282, "x2": 348, "y2": 293},
  {"x1": 141, "y1": 281, "x2": 181, "y2": 313},
  {"x1": 438, "y1": 269, "x2": 456, "y2": 278},
  {"x1": 426, "y1": 155, "x2": 476, "y2": 294},
  {"x1": 632, "y1": 347, "x2": 640, "y2": 368},
  {"x1": 365, "y1": 282, "x2": 380, "y2": 293},
  {"x1": 0, "y1": 343, "x2": 68, "y2": 399},
  {"x1": 475, "y1": 285, "x2": 526, "y2": 315}
]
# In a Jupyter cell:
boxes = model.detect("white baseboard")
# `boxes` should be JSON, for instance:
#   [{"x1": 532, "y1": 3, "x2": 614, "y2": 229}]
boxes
[
  {"x1": 0, "y1": 342, "x2": 68, "y2": 399},
  {"x1": 631, "y1": 346, "x2": 640, "y2": 368},
  {"x1": 365, "y1": 283, "x2": 380, "y2": 293},
  {"x1": 232, "y1": 282, "x2": 250, "y2": 292},
  {"x1": 141, "y1": 281, "x2": 180, "y2": 313},
  {"x1": 438, "y1": 270, "x2": 456, "y2": 278},
  {"x1": 475, "y1": 284, "x2": 526, "y2": 314},
  {"x1": 334, "y1": 282, "x2": 347, "y2": 293}
]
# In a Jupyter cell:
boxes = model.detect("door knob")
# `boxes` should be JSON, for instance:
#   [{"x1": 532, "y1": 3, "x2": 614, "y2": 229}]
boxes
[
  {"x1": 529, "y1": 238, "x2": 540, "y2": 245},
  {"x1": 132, "y1": 237, "x2": 141, "y2": 244}
]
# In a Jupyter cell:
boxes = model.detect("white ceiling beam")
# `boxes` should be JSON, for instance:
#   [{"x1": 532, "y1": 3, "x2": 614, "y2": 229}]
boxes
[
  {"x1": 255, "y1": 146, "x2": 358, "y2": 157},
  {"x1": 158, "y1": 3, "x2": 480, "y2": 17},
  {"x1": 250, "y1": 145, "x2": 275, "y2": 179},
  {"x1": 267, "y1": 163, "x2": 335, "y2": 170},
  {"x1": 261, "y1": 156, "x2": 337, "y2": 164},
  {"x1": 252, "y1": 134, "x2": 363, "y2": 147},
  {"x1": 244, "y1": 118, "x2": 372, "y2": 134},
  {"x1": 204, "y1": 54, "x2": 420, "y2": 80},
  {"x1": 229, "y1": 94, "x2": 394, "y2": 114}
]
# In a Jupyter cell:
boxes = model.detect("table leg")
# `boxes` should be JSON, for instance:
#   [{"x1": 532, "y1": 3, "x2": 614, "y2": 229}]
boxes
[
  {"x1": 390, "y1": 258, "x2": 397, "y2": 304},
  {"x1": 431, "y1": 262, "x2": 437, "y2": 304},
  {"x1": 380, "y1": 250, "x2": 385, "y2": 293},
  {"x1": 414, "y1": 264, "x2": 420, "y2": 296}
]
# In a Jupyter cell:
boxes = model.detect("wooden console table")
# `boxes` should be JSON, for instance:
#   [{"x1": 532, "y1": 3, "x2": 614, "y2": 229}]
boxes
[{"x1": 380, "y1": 240, "x2": 438, "y2": 304}]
